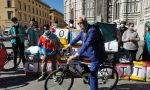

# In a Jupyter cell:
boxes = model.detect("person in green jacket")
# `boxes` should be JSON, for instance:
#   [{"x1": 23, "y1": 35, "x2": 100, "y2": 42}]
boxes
[
  {"x1": 143, "y1": 21, "x2": 150, "y2": 61},
  {"x1": 9, "y1": 17, "x2": 26, "y2": 67},
  {"x1": 26, "y1": 19, "x2": 39, "y2": 46}
]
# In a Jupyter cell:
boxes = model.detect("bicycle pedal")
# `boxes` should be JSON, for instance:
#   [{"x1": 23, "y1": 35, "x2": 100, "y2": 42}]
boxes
[
  {"x1": 83, "y1": 77, "x2": 89, "y2": 84},
  {"x1": 83, "y1": 79, "x2": 89, "y2": 84}
]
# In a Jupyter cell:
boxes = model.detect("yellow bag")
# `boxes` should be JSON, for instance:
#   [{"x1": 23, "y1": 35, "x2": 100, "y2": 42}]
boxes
[
  {"x1": 59, "y1": 38, "x2": 68, "y2": 45},
  {"x1": 130, "y1": 61, "x2": 146, "y2": 81}
]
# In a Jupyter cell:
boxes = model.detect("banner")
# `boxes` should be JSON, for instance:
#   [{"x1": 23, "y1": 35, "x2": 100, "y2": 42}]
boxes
[
  {"x1": 114, "y1": 49, "x2": 131, "y2": 63},
  {"x1": 115, "y1": 64, "x2": 131, "y2": 80},
  {"x1": 104, "y1": 40, "x2": 118, "y2": 52},
  {"x1": 130, "y1": 61, "x2": 146, "y2": 81},
  {"x1": 70, "y1": 29, "x2": 82, "y2": 45},
  {"x1": 25, "y1": 61, "x2": 39, "y2": 74},
  {"x1": 146, "y1": 62, "x2": 150, "y2": 82},
  {"x1": 55, "y1": 29, "x2": 69, "y2": 46}
]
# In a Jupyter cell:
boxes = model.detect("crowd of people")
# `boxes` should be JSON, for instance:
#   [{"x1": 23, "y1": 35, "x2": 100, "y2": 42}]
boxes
[{"x1": 1, "y1": 16, "x2": 150, "y2": 90}]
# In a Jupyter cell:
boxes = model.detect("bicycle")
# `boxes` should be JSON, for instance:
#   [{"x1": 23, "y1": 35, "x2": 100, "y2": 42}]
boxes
[
  {"x1": 0, "y1": 37, "x2": 21, "y2": 71},
  {"x1": 44, "y1": 49, "x2": 119, "y2": 90}
]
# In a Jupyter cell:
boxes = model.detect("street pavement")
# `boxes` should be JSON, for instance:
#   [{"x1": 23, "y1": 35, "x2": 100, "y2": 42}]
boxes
[
  {"x1": 1, "y1": 41, "x2": 150, "y2": 90},
  {"x1": 1, "y1": 69, "x2": 150, "y2": 90}
]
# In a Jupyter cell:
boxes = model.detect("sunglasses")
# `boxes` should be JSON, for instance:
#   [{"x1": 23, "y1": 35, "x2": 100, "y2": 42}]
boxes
[{"x1": 77, "y1": 21, "x2": 83, "y2": 25}]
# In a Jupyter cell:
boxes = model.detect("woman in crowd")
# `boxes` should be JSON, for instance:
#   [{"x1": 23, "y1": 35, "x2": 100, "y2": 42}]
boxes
[
  {"x1": 122, "y1": 23, "x2": 140, "y2": 61},
  {"x1": 143, "y1": 21, "x2": 150, "y2": 61}
]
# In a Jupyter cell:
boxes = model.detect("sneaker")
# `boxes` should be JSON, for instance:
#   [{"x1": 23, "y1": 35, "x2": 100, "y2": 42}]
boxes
[{"x1": 38, "y1": 76, "x2": 46, "y2": 81}]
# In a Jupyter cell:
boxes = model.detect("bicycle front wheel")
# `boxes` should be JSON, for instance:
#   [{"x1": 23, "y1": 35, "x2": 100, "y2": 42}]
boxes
[
  {"x1": 44, "y1": 69, "x2": 74, "y2": 90},
  {"x1": 98, "y1": 66, "x2": 118, "y2": 90}
]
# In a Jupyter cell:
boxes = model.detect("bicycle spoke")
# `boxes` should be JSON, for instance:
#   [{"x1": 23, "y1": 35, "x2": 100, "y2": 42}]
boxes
[{"x1": 98, "y1": 66, "x2": 118, "y2": 90}]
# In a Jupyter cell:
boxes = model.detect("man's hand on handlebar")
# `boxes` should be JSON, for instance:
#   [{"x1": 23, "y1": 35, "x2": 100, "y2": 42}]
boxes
[{"x1": 68, "y1": 55, "x2": 78, "y2": 61}]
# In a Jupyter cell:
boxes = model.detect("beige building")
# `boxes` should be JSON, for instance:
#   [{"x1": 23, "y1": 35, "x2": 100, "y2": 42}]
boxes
[
  {"x1": 49, "y1": 8, "x2": 64, "y2": 27},
  {"x1": 0, "y1": 0, "x2": 50, "y2": 30}
]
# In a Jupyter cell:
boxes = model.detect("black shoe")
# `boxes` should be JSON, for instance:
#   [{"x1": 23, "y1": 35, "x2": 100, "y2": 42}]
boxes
[
  {"x1": 83, "y1": 76, "x2": 89, "y2": 84},
  {"x1": 38, "y1": 76, "x2": 46, "y2": 81}
]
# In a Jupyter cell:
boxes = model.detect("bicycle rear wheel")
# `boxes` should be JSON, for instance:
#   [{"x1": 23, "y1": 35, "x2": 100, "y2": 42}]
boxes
[
  {"x1": 3, "y1": 48, "x2": 21, "y2": 71},
  {"x1": 98, "y1": 66, "x2": 118, "y2": 90},
  {"x1": 44, "y1": 69, "x2": 74, "y2": 90}
]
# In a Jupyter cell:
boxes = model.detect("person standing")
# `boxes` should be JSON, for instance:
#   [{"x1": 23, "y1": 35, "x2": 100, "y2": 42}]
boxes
[
  {"x1": 38, "y1": 25, "x2": 61, "y2": 81},
  {"x1": 9, "y1": 17, "x2": 26, "y2": 67},
  {"x1": 118, "y1": 21, "x2": 128, "y2": 47},
  {"x1": 143, "y1": 21, "x2": 150, "y2": 61},
  {"x1": 26, "y1": 19, "x2": 39, "y2": 46},
  {"x1": 122, "y1": 23, "x2": 140, "y2": 61}
]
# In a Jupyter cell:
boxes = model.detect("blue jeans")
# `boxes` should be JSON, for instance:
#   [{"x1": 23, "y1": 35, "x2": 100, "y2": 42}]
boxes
[
  {"x1": 90, "y1": 61, "x2": 100, "y2": 90},
  {"x1": 79, "y1": 52, "x2": 101, "y2": 90}
]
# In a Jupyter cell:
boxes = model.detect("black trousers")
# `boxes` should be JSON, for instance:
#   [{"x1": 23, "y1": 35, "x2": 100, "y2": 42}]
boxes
[
  {"x1": 142, "y1": 43, "x2": 150, "y2": 61},
  {"x1": 12, "y1": 43, "x2": 25, "y2": 67},
  {"x1": 128, "y1": 50, "x2": 138, "y2": 61}
]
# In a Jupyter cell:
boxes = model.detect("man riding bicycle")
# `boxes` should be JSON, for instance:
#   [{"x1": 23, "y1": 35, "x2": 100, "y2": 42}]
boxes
[{"x1": 64, "y1": 16, "x2": 107, "y2": 90}]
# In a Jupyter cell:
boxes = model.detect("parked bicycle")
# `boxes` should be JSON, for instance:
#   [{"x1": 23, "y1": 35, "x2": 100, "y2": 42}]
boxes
[
  {"x1": 44, "y1": 49, "x2": 118, "y2": 90},
  {"x1": 0, "y1": 38, "x2": 21, "y2": 71}
]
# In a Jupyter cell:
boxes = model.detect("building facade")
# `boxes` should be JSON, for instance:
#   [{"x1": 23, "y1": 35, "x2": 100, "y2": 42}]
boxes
[
  {"x1": 112, "y1": 0, "x2": 150, "y2": 40},
  {"x1": 112, "y1": 0, "x2": 140, "y2": 24},
  {"x1": 0, "y1": 0, "x2": 50, "y2": 30},
  {"x1": 64, "y1": 0, "x2": 97, "y2": 27},
  {"x1": 64, "y1": 0, "x2": 112, "y2": 27},
  {"x1": 64, "y1": 0, "x2": 150, "y2": 39},
  {"x1": 49, "y1": 8, "x2": 64, "y2": 27}
]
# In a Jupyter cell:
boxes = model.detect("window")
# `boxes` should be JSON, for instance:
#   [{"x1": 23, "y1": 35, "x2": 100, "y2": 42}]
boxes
[
  {"x1": 39, "y1": 10, "x2": 41, "y2": 16},
  {"x1": 43, "y1": 20, "x2": 44, "y2": 24},
  {"x1": 7, "y1": 0, "x2": 12, "y2": 8},
  {"x1": 18, "y1": 1, "x2": 21, "y2": 9},
  {"x1": 40, "y1": 18, "x2": 41, "y2": 24},
  {"x1": 24, "y1": 3, "x2": 26, "y2": 11},
  {"x1": 33, "y1": 7, "x2": 34, "y2": 14},
  {"x1": 36, "y1": 9, "x2": 38, "y2": 14},
  {"x1": 29, "y1": 15, "x2": 31, "y2": 21},
  {"x1": 32, "y1": 1, "x2": 34, "y2": 4},
  {"x1": 7, "y1": 11, "x2": 13, "y2": 20},
  {"x1": 28, "y1": 5, "x2": 31, "y2": 12},
  {"x1": 24, "y1": 14, "x2": 27, "y2": 21},
  {"x1": 19, "y1": 13, "x2": 22, "y2": 20}
]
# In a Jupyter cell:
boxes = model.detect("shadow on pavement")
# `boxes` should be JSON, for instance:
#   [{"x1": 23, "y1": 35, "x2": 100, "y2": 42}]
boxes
[
  {"x1": 0, "y1": 68, "x2": 25, "y2": 75},
  {"x1": 0, "y1": 69, "x2": 39, "y2": 89},
  {"x1": 99, "y1": 83, "x2": 150, "y2": 90}
]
